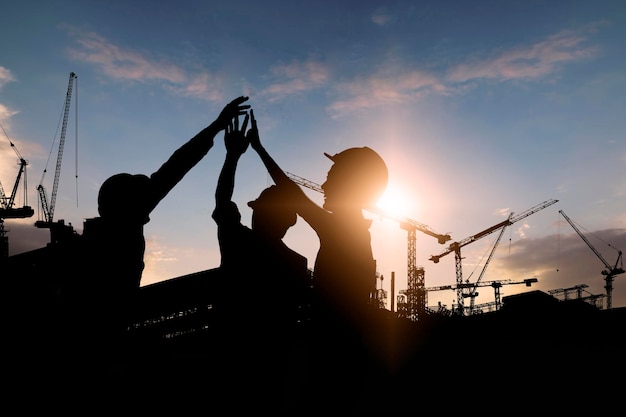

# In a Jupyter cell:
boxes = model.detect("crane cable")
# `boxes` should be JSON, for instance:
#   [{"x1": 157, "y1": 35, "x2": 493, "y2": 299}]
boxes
[
  {"x1": 571, "y1": 218, "x2": 621, "y2": 254},
  {"x1": 1, "y1": 123, "x2": 24, "y2": 159}
]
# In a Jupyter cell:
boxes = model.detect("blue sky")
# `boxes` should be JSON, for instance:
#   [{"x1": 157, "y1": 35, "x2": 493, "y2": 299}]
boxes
[{"x1": 1, "y1": 0, "x2": 625, "y2": 310}]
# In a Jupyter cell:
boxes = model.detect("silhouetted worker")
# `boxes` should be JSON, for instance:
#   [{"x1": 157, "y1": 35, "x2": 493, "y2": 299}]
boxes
[
  {"x1": 211, "y1": 110, "x2": 310, "y2": 411},
  {"x1": 212, "y1": 111, "x2": 309, "y2": 320},
  {"x1": 61, "y1": 96, "x2": 250, "y2": 365},
  {"x1": 248, "y1": 114, "x2": 387, "y2": 324},
  {"x1": 247, "y1": 109, "x2": 389, "y2": 411}
]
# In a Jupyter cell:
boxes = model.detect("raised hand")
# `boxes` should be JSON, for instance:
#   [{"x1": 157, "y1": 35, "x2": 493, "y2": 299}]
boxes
[
  {"x1": 224, "y1": 112, "x2": 250, "y2": 157},
  {"x1": 216, "y1": 96, "x2": 250, "y2": 130},
  {"x1": 247, "y1": 109, "x2": 261, "y2": 150}
]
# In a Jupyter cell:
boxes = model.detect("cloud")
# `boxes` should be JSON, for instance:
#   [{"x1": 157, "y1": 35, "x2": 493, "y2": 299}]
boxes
[
  {"x1": 259, "y1": 59, "x2": 329, "y2": 102},
  {"x1": 447, "y1": 28, "x2": 598, "y2": 83},
  {"x1": 0, "y1": 66, "x2": 18, "y2": 126},
  {"x1": 328, "y1": 70, "x2": 442, "y2": 117},
  {"x1": 494, "y1": 207, "x2": 511, "y2": 217},
  {"x1": 495, "y1": 229, "x2": 626, "y2": 307},
  {"x1": 326, "y1": 25, "x2": 600, "y2": 117},
  {"x1": 0, "y1": 69, "x2": 24, "y2": 199},
  {"x1": 166, "y1": 72, "x2": 223, "y2": 101},
  {"x1": 0, "y1": 66, "x2": 16, "y2": 89},
  {"x1": 65, "y1": 29, "x2": 222, "y2": 101},
  {"x1": 371, "y1": 8, "x2": 393, "y2": 26},
  {"x1": 0, "y1": 103, "x2": 18, "y2": 125},
  {"x1": 515, "y1": 223, "x2": 530, "y2": 239}
]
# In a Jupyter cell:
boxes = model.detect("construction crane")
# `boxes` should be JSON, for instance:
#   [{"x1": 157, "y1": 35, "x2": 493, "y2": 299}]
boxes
[
  {"x1": 429, "y1": 198, "x2": 558, "y2": 315},
  {"x1": 425, "y1": 277, "x2": 538, "y2": 313},
  {"x1": 548, "y1": 284, "x2": 589, "y2": 301},
  {"x1": 0, "y1": 125, "x2": 35, "y2": 258},
  {"x1": 35, "y1": 72, "x2": 77, "y2": 243},
  {"x1": 558, "y1": 210, "x2": 624, "y2": 309},
  {"x1": 464, "y1": 213, "x2": 513, "y2": 314},
  {"x1": 285, "y1": 171, "x2": 451, "y2": 321},
  {"x1": 549, "y1": 284, "x2": 606, "y2": 309}
]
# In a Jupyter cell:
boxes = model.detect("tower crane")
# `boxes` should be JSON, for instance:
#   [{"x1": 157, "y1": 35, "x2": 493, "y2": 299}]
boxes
[
  {"x1": 558, "y1": 210, "x2": 624, "y2": 309},
  {"x1": 429, "y1": 198, "x2": 558, "y2": 315},
  {"x1": 35, "y1": 72, "x2": 77, "y2": 244},
  {"x1": 425, "y1": 277, "x2": 538, "y2": 313},
  {"x1": 548, "y1": 284, "x2": 589, "y2": 301},
  {"x1": 464, "y1": 213, "x2": 512, "y2": 314},
  {"x1": 285, "y1": 171, "x2": 451, "y2": 321},
  {"x1": 0, "y1": 125, "x2": 35, "y2": 258},
  {"x1": 548, "y1": 284, "x2": 606, "y2": 309}
]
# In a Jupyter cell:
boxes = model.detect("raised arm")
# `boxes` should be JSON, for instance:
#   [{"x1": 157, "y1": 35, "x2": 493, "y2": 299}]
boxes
[
  {"x1": 214, "y1": 113, "x2": 250, "y2": 208},
  {"x1": 247, "y1": 109, "x2": 329, "y2": 230},
  {"x1": 147, "y1": 96, "x2": 250, "y2": 213},
  {"x1": 247, "y1": 109, "x2": 291, "y2": 187}
]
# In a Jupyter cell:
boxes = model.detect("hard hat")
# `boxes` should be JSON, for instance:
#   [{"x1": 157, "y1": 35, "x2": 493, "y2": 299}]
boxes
[
  {"x1": 323, "y1": 147, "x2": 388, "y2": 199},
  {"x1": 98, "y1": 173, "x2": 150, "y2": 222},
  {"x1": 248, "y1": 185, "x2": 297, "y2": 225}
]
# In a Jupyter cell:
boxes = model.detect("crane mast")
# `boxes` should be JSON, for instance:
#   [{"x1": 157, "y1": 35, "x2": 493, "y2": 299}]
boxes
[
  {"x1": 558, "y1": 210, "x2": 624, "y2": 309},
  {"x1": 430, "y1": 198, "x2": 558, "y2": 315},
  {"x1": 465, "y1": 215, "x2": 512, "y2": 314},
  {"x1": 35, "y1": 72, "x2": 77, "y2": 242}
]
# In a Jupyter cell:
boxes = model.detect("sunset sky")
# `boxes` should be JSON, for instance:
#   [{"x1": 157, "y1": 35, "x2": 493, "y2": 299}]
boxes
[{"x1": 2, "y1": 0, "x2": 625, "y2": 310}]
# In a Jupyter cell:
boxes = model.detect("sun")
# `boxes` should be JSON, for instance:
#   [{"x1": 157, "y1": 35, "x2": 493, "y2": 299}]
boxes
[{"x1": 375, "y1": 185, "x2": 415, "y2": 218}]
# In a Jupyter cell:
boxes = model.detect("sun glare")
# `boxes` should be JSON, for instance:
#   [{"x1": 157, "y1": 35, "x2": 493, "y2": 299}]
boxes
[{"x1": 375, "y1": 185, "x2": 415, "y2": 218}]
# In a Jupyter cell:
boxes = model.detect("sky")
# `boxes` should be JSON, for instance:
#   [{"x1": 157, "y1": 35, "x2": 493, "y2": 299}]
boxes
[{"x1": 1, "y1": 0, "x2": 625, "y2": 311}]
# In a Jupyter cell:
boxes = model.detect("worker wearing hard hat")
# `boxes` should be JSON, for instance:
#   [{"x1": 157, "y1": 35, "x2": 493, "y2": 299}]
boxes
[
  {"x1": 246, "y1": 107, "x2": 389, "y2": 412},
  {"x1": 67, "y1": 96, "x2": 250, "y2": 351}
]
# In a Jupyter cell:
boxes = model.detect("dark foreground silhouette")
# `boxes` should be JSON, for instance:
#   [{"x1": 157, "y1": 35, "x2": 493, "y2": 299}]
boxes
[
  {"x1": 3, "y1": 100, "x2": 626, "y2": 414},
  {"x1": 5, "y1": 261, "x2": 626, "y2": 415}
]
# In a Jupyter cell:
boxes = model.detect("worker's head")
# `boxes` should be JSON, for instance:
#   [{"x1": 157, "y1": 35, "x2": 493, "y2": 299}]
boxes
[
  {"x1": 321, "y1": 147, "x2": 388, "y2": 212},
  {"x1": 248, "y1": 184, "x2": 297, "y2": 239},
  {"x1": 98, "y1": 173, "x2": 151, "y2": 223}
]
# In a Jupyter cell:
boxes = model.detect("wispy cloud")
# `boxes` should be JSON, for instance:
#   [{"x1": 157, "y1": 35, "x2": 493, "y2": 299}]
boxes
[
  {"x1": 259, "y1": 59, "x2": 329, "y2": 102},
  {"x1": 0, "y1": 66, "x2": 18, "y2": 125},
  {"x1": 0, "y1": 103, "x2": 17, "y2": 123},
  {"x1": 0, "y1": 68, "x2": 22, "y2": 187},
  {"x1": 65, "y1": 28, "x2": 222, "y2": 101},
  {"x1": 0, "y1": 66, "x2": 16, "y2": 90},
  {"x1": 516, "y1": 223, "x2": 530, "y2": 239},
  {"x1": 371, "y1": 8, "x2": 393, "y2": 26},
  {"x1": 494, "y1": 207, "x2": 512, "y2": 217},
  {"x1": 447, "y1": 28, "x2": 598, "y2": 83},
  {"x1": 327, "y1": 26, "x2": 600, "y2": 117},
  {"x1": 495, "y1": 229, "x2": 626, "y2": 307},
  {"x1": 328, "y1": 70, "x2": 441, "y2": 117}
]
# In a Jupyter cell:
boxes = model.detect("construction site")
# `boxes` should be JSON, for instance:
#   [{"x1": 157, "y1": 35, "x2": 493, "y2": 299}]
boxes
[{"x1": 2, "y1": 73, "x2": 626, "y2": 414}]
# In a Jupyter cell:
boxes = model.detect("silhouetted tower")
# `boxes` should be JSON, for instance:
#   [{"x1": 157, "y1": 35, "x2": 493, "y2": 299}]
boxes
[
  {"x1": 559, "y1": 210, "x2": 624, "y2": 309},
  {"x1": 399, "y1": 265, "x2": 425, "y2": 321},
  {"x1": 430, "y1": 198, "x2": 558, "y2": 315},
  {"x1": 35, "y1": 72, "x2": 78, "y2": 244}
]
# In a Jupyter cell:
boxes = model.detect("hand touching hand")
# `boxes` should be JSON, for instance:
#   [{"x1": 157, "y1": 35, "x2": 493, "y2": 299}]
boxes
[
  {"x1": 247, "y1": 109, "x2": 262, "y2": 151},
  {"x1": 216, "y1": 96, "x2": 250, "y2": 130},
  {"x1": 224, "y1": 112, "x2": 250, "y2": 157}
]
